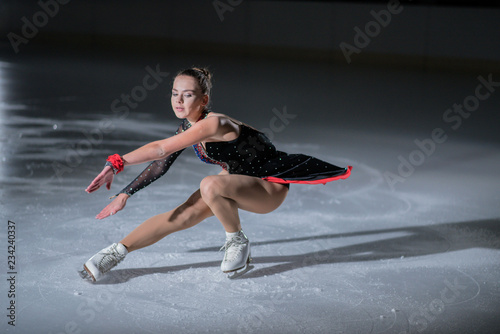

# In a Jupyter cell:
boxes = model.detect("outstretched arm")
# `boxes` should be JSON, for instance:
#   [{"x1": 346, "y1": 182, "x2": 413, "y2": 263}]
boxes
[
  {"x1": 117, "y1": 149, "x2": 186, "y2": 197},
  {"x1": 87, "y1": 121, "x2": 186, "y2": 219},
  {"x1": 85, "y1": 115, "x2": 228, "y2": 195},
  {"x1": 122, "y1": 116, "x2": 220, "y2": 166}
]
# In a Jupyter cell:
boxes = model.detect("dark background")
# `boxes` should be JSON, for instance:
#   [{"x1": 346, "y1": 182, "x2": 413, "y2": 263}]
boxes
[
  {"x1": 1, "y1": 0, "x2": 499, "y2": 138},
  {"x1": 1, "y1": 0, "x2": 499, "y2": 67}
]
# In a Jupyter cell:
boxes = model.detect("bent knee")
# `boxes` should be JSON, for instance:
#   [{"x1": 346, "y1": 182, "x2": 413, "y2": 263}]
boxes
[{"x1": 200, "y1": 175, "x2": 225, "y2": 202}]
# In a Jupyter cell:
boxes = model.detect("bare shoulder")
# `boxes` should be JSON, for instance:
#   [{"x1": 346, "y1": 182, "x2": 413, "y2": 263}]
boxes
[
  {"x1": 204, "y1": 112, "x2": 241, "y2": 141},
  {"x1": 208, "y1": 112, "x2": 260, "y2": 132},
  {"x1": 206, "y1": 112, "x2": 242, "y2": 126}
]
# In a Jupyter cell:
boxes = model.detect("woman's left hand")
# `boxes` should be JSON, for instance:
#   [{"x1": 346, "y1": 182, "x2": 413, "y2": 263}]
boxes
[{"x1": 85, "y1": 166, "x2": 115, "y2": 193}]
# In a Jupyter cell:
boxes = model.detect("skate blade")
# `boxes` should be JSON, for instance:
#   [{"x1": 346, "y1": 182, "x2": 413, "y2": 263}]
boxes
[
  {"x1": 79, "y1": 265, "x2": 96, "y2": 282},
  {"x1": 226, "y1": 263, "x2": 254, "y2": 279},
  {"x1": 225, "y1": 256, "x2": 253, "y2": 279},
  {"x1": 78, "y1": 269, "x2": 89, "y2": 279}
]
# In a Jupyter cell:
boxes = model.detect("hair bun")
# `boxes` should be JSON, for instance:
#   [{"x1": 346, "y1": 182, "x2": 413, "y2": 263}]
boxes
[
  {"x1": 176, "y1": 67, "x2": 213, "y2": 101},
  {"x1": 193, "y1": 67, "x2": 211, "y2": 80}
]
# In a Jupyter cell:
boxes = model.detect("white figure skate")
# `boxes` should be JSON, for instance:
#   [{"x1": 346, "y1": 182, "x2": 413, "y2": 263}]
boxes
[
  {"x1": 80, "y1": 243, "x2": 128, "y2": 282},
  {"x1": 220, "y1": 231, "x2": 252, "y2": 278}
]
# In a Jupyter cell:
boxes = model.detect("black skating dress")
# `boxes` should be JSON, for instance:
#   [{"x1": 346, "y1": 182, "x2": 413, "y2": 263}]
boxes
[{"x1": 118, "y1": 111, "x2": 351, "y2": 196}]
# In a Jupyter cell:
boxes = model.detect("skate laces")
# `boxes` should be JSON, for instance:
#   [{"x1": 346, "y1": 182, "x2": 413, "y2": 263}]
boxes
[
  {"x1": 220, "y1": 235, "x2": 247, "y2": 262},
  {"x1": 98, "y1": 245, "x2": 125, "y2": 273}
]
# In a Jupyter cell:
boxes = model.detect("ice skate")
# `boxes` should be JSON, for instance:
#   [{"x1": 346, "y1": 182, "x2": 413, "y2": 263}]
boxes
[
  {"x1": 81, "y1": 243, "x2": 128, "y2": 282},
  {"x1": 220, "y1": 231, "x2": 252, "y2": 277}
]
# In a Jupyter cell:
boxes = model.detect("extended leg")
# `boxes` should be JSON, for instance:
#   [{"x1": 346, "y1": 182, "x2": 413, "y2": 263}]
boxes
[
  {"x1": 120, "y1": 189, "x2": 213, "y2": 252},
  {"x1": 82, "y1": 189, "x2": 213, "y2": 281}
]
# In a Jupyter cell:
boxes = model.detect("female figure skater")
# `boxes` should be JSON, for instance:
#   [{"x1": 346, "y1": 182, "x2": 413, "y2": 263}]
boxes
[{"x1": 82, "y1": 67, "x2": 351, "y2": 282}]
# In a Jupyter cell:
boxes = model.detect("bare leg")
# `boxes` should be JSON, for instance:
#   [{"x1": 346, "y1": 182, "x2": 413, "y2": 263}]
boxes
[
  {"x1": 120, "y1": 189, "x2": 213, "y2": 252},
  {"x1": 199, "y1": 172, "x2": 289, "y2": 233}
]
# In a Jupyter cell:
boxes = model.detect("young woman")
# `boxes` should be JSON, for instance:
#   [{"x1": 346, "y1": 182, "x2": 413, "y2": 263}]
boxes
[{"x1": 82, "y1": 67, "x2": 352, "y2": 282}]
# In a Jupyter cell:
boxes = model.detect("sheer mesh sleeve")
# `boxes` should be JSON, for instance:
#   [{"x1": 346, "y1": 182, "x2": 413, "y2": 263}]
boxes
[{"x1": 117, "y1": 121, "x2": 187, "y2": 197}]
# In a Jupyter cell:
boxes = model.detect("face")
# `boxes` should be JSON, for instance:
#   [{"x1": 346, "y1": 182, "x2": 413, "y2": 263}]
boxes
[{"x1": 171, "y1": 75, "x2": 208, "y2": 122}]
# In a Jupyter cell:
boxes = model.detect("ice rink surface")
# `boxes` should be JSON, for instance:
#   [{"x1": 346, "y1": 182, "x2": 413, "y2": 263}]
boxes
[{"x1": 1, "y1": 47, "x2": 499, "y2": 333}]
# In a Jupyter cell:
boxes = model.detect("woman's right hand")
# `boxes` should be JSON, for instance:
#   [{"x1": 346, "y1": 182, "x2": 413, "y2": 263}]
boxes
[{"x1": 95, "y1": 193, "x2": 130, "y2": 220}]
